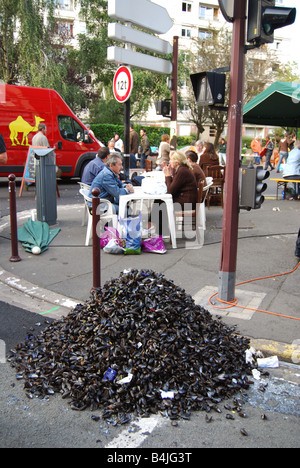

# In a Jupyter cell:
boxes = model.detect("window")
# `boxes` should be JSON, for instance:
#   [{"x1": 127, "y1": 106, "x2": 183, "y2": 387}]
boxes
[
  {"x1": 54, "y1": 0, "x2": 72, "y2": 10},
  {"x1": 182, "y1": 28, "x2": 191, "y2": 38},
  {"x1": 182, "y1": 2, "x2": 192, "y2": 12},
  {"x1": 199, "y1": 5, "x2": 213, "y2": 21},
  {"x1": 199, "y1": 29, "x2": 212, "y2": 40},
  {"x1": 56, "y1": 21, "x2": 74, "y2": 38},
  {"x1": 58, "y1": 116, "x2": 84, "y2": 142}
]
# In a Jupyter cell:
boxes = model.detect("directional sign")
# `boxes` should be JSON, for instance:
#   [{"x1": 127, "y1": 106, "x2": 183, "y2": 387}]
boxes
[
  {"x1": 113, "y1": 66, "x2": 133, "y2": 103},
  {"x1": 108, "y1": 46, "x2": 173, "y2": 75},
  {"x1": 108, "y1": 23, "x2": 172, "y2": 55},
  {"x1": 108, "y1": 0, "x2": 173, "y2": 35}
]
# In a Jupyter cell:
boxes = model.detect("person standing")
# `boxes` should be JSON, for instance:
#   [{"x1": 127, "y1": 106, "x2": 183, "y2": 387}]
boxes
[
  {"x1": 263, "y1": 135, "x2": 274, "y2": 171},
  {"x1": 129, "y1": 124, "x2": 139, "y2": 169},
  {"x1": 156, "y1": 134, "x2": 170, "y2": 169},
  {"x1": 251, "y1": 137, "x2": 262, "y2": 165},
  {"x1": 276, "y1": 133, "x2": 291, "y2": 172},
  {"x1": 32, "y1": 123, "x2": 50, "y2": 147},
  {"x1": 218, "y1": 137, "x2": 227, "y2": 165},
  {"x1": 0, "y1": 134, "x2": 7, "y2": 164},
  {"x1": 139, "y1": 128, "x2": 151, "y2": 169}
]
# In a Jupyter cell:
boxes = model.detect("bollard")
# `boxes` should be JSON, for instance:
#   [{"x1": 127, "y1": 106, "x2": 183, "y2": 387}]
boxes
[
  {"x1": 91, "y1": 187, "x2": 101, "y2": 292},
  {"x1": 8, "y1": 175, "x2": 21, "y2": 262}
]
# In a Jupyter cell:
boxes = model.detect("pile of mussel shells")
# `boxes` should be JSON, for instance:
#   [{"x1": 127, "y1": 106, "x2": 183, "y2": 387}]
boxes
[{"x1": 9, "y1": 269, "x2": 254, "y2": 421}]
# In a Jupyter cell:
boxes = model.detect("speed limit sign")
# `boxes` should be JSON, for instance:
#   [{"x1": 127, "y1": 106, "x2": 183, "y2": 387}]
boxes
[{"x1": 113, "y1": 66, "x2": 133, "y2": 103}]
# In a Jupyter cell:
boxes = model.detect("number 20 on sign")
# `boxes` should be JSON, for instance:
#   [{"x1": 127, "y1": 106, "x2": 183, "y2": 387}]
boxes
[{"x1": 113, "y1": 66, "x2": 133, "y2": 103}]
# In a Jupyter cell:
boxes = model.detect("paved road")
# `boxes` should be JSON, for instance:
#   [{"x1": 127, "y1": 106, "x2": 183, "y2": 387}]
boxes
[
  {"x1": 1, "y1": 297, "x2": 299, "y2": 449},
  {"x1": 0, "y1": 176, "x2": 299, "y2": 448}
]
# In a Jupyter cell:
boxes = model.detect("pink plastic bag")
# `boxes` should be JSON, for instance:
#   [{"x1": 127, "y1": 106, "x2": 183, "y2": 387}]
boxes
[
  {"x1": 141, "y1": 236, "x2": 167, "y2": 254},
  {"x1": 100, "y1": 227, "x2": 121, "y2": 249}
]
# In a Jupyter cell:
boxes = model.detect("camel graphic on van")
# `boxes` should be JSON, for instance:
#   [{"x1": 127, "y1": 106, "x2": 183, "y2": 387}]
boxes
[{"x1": 9, "y1": 115, "x2": 45, "y2": 146}]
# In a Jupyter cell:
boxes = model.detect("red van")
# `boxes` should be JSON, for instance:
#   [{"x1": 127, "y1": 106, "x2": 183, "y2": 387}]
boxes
[{"x1": 0, "y1": 84, "x2": 102, "y2": 178}]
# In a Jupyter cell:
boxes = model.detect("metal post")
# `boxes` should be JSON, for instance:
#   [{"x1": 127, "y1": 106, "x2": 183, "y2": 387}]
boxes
[
  {"x1": 218, "y1": 0, "x2": 246, "y2": 302},
  {"x1": 8, "y1": 174, "x2": 21, "y2": 263},
  {"x1": 124, "y1": 97, "x2": 131, "y2": 155},
  {"x1": 171, "y1": 36, "x2": 178, "y2": 122},
  {"x1": 91, "y1": 187, "x2": 101, "y2": 292}
]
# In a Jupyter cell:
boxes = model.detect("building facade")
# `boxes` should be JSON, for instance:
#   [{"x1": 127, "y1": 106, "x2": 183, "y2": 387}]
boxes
[{"x1": 51, "y1": 0, "x2": 296, "y2": 140}]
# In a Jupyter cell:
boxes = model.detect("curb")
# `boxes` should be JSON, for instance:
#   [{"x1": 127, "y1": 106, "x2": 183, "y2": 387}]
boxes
[
  {"x1": 0, "y1": 268, "x2": 79, "y2": 311},
  {"x1": 250, "y1": 338, "x2": 299, "y2": 364}
]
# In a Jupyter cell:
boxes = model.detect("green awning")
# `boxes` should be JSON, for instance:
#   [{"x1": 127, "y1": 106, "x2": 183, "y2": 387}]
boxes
[{"x1": 243, "y1": 81, "x2": 300, "y2": 128}]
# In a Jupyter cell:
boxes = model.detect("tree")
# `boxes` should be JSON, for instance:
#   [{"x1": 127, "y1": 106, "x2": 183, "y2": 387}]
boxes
[
  {"x1": 180, "y1": 26, "x2": 232, "y2": 145},
  {"x1": 0, "y1": 0, "x2": 55, "y2": 84}
]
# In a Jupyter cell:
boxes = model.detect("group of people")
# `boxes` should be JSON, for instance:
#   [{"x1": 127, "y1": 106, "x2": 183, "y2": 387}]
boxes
[
  {"x1": 82, "y1": 135, "x2": 225, "y2": 225},
  {"x1": 251, "y1": 133, "x2": 300, "y2": 199}
]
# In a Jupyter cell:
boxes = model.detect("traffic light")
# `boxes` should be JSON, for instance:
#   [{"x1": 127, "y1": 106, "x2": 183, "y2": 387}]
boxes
[
  {"x1": 240, "y1": 166, "x2": 270, "y2": 210},
  {"x1": 190, "y1": 71, "x2": 226, "y2": 106},
  {"x1": 247, "y1": 0, "x2": 296, "y2": 46},
  {"x1": 154, "y1": 100, "x2": 171, "y2": 117}
]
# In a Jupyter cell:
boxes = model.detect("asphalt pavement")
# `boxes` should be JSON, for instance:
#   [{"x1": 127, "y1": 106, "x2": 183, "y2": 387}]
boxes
[
  {"x1": 0, "y1": 177, "x2": 299, "y2": 448},
  {"x1": 0, "y1": 178, "x2": 299, "y2": 360}
]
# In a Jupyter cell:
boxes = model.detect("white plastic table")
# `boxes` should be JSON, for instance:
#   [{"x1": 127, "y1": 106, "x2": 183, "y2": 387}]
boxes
[{"x1": 118, "y1": 187, "x2": 177, "y2": 249}]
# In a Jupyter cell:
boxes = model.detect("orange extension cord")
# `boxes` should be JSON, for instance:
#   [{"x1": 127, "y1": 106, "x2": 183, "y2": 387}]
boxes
[{"x1": 208, "y1": 262, "x2": 300, "y2": 321}]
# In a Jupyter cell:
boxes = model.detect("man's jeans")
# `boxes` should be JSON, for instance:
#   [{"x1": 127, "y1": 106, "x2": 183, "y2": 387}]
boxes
[{"x1": 276, "y1": 151, "x2": 288, "y2": 171}]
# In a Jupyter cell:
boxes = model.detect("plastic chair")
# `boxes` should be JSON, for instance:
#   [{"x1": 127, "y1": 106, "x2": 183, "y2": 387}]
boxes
[
  {"x1": 78, "y1": 182, "x2": 91, "y2": 226},
  {"x1": 174, "y1": 179, "x2": 212, "y2": 243},
  {"x1": 79, "y1": 188, "x2": 118, "y2": 246}
]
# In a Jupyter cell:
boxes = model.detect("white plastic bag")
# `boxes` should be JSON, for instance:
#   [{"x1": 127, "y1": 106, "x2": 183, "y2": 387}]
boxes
[{"x1": 103, "y1": 238, "x2": 125, "y2": 254}]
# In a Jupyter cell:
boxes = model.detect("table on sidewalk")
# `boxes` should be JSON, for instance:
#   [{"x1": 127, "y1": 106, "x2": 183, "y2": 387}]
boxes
[
  {"x1": 118, "y1": 186, "x2": 177, "y2": 249},
  {"x1": 270, "y1": 178, "x2": 300, "y2": 200}
]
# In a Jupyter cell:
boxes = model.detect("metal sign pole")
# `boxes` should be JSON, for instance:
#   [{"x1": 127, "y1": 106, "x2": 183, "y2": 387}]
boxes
[{"x1": 218, "y1": 0, "x2": 247, "y2": 302}]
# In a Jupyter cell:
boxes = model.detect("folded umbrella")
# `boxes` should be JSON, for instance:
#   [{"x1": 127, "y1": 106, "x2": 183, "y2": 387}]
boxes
[{"x1": 18, "y1": 219, "x2": 60, "y2": 254}]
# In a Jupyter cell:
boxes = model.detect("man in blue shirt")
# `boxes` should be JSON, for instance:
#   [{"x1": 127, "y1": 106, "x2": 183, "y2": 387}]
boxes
[
  {"x1": 81, "y1": 146, "x2": 110, "y2": 185},
  {"x1": 88, "y1": 153, "x2": 134, "y2": 213}
]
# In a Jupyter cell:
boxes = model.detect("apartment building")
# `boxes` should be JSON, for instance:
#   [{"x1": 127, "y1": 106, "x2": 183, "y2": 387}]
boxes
[{"x1": 52, "y1": 0, "x2": 296, "y2": 138}]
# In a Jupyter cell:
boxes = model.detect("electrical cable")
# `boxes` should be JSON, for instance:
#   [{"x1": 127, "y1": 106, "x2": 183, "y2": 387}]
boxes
[{"x1": 208, "y1": 262, "x2": 300, "y2": 321}]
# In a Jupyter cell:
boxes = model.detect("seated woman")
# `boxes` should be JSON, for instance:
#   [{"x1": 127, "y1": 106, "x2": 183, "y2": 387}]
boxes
[
  {"x1": 199, "y1": 142, "x2": 219, "y2": 171},
  {"x1": 185, "y1": 150, "x2": 206, "y2": 187},
  {"x1": 282, "y1": 140, "x2": 300, "y2": 199},
  {"x1": 163, "y1": 150, "x2": 198, "y2": 209},
  {"x1": 149, "y1": 151, "x2": 198, "y2": 236}
]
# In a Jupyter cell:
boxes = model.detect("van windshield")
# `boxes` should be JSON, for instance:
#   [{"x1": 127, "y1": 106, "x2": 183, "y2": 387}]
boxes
[{"x1": 58, "y1": 115, "x2": 85, "y2": 142}]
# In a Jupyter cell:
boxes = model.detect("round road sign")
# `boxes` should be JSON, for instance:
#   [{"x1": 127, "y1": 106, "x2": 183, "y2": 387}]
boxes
[{"x1": 113, "y1": 66, "x2": 133, "y2": 103}]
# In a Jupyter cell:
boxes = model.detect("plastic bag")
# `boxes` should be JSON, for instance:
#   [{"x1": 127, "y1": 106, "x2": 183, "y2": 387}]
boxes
[
  {"x1": 100, "y1": 226, "x2": 120, "y2": 249},
  {"x1": 103, "y1": 238, "x2": 125, "y2": 254},
  {"x1": 142, "y1": 236, "x2": 167, "y2": 254},
  {"x1": 141, "y1": 177, "x2": 167, "y2": 195},
  {"x1": 119, "y1": 213, "x2": 142, "y2": 255}
]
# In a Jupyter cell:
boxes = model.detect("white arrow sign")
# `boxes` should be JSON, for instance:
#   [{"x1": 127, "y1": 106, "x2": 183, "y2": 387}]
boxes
[
  {"x1": 108, "y1": 0, "x2": 173, "y2": 35},
  {"x1": 108, "y1": 23, "x2": 172, "y2": 55},
  {"x1": 107, "y1": 46, "x2": 173, "y2": 75}
]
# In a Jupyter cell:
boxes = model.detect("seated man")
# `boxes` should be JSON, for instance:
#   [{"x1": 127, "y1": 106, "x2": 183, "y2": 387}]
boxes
[
  {"x1": 81, "y1": 146, "x2": 110, "y2": 185},
  {"x1": 88, "y1": 153, "x2": 134, "y2": 214}
]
